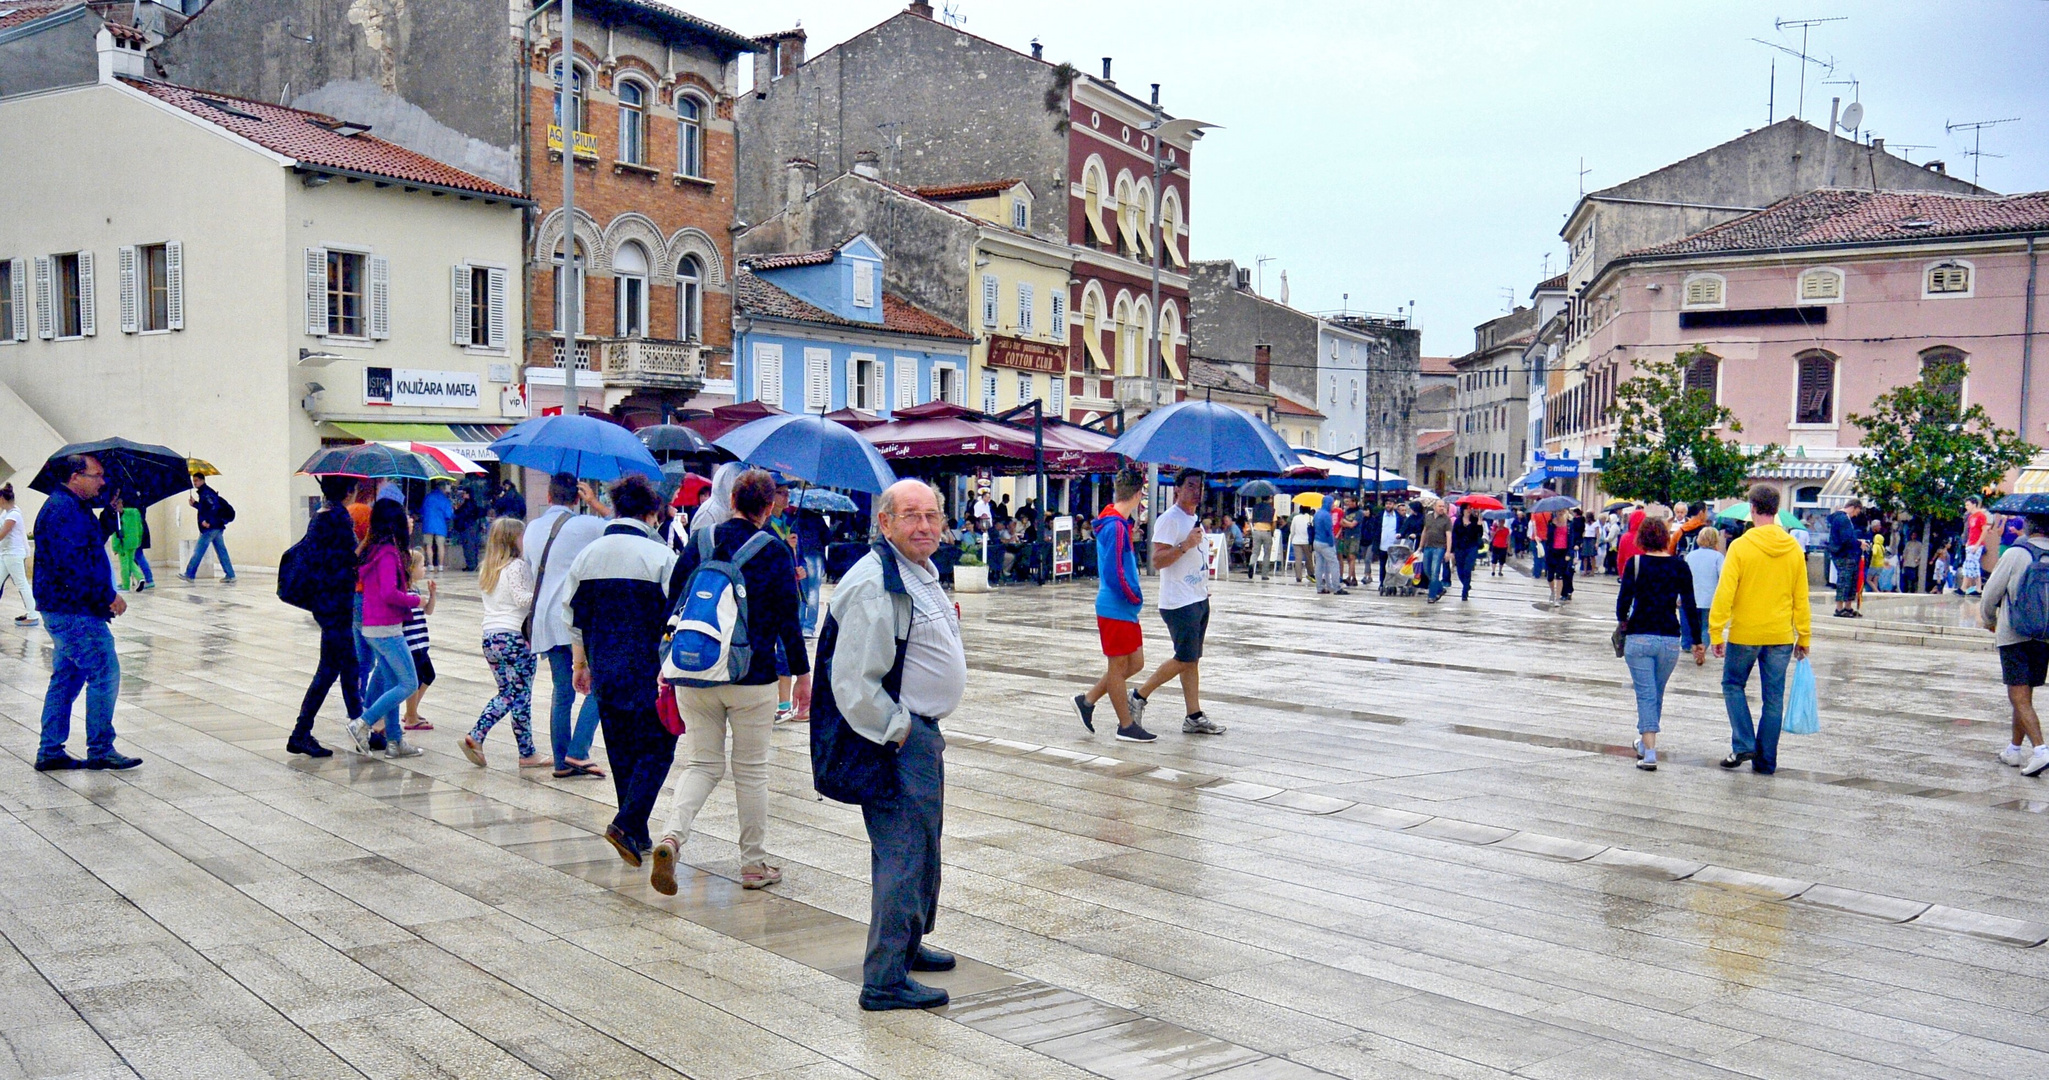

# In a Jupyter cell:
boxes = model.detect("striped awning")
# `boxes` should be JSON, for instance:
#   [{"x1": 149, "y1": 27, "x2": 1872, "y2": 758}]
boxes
[
  {"x1": 332, "y1": 422, "x2": 514, "y2": 462},
  {"x1": 2017, "y1": 467, "x2": 2049, "y2": 494},
  {"x1": 1750, "y1": 459, "x2": 1838, "y2": 480},
  {"x1": 1814, "y1": 462, "x2": 1860, "y2": 507}
]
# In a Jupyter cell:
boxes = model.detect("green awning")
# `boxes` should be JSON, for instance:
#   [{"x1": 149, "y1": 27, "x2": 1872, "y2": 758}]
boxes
[{"x1": 333, "y1": 422, "x2": 461, "y2": 443}]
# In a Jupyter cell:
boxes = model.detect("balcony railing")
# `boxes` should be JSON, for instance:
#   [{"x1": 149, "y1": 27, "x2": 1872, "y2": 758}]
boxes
[
  {"x1": 1113, "y1": 376, "x2": 1178, "y2": 410},
  {"x1": 548, "y1": 336, "x2": 593, "y2": 370},
  {"x1": 601, "y1": 336, "x2": 705, "y2": 388}
]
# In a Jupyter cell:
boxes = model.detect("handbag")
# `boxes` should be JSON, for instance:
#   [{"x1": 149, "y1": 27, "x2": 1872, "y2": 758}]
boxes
[
  {"x1": 1612, "y1": 556, "x2": 1639, "y2": 657},
  {"x1": 522, "y1": 512, "x2": 571, "y2": 643},
  {"x1": 1784, "y1": 658, "x2": 1820, "y2": 734},
  {"x1": 655, "y1": 681, "x2": 685, "y2": 736}
]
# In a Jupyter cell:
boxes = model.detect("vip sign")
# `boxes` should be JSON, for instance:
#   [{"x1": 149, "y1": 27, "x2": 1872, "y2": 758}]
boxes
[{"x1": 365, "y1": 367, "x2": 483, "y2": 409}]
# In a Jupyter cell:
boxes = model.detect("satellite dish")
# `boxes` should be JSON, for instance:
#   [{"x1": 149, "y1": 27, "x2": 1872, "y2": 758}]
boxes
[{"x1": 1839, "y1": 101, "x2": 1864, "y2": 132}]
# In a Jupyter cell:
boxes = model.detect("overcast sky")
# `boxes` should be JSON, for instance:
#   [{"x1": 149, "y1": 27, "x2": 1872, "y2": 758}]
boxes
[{"x1": 681, "y1": 0, "x2": 2049, "y2": 356}]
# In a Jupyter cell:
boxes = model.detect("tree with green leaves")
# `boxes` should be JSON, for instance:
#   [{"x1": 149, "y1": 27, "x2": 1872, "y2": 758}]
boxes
[
  {"x1": 1847, "y1": 359, "x2": 2034, "y2": 544},
  {"x1": 1600, "y1": 348, "x2": 1778, "y2": 507}
]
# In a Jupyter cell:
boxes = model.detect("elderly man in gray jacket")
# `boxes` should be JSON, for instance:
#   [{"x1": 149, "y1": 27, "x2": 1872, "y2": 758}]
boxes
[{"x1": 819, "y1": 479, "x2": 967, "y2": 1011}]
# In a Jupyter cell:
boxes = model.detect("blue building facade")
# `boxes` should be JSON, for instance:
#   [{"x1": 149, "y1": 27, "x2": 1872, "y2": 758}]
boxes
[{"x1": 733, "y1": 235, "x2": 973, "y2": 416}]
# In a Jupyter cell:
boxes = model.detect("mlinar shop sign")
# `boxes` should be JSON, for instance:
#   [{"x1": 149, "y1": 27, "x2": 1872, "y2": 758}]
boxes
[{"x1": 366, "y1": 367, "x2": 483, "y2": 409}]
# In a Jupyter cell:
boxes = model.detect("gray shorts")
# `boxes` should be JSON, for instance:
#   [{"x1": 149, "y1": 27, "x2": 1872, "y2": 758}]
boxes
[{"x1": 1160, "y1": 600, "x2": 1210, "y2": 663}]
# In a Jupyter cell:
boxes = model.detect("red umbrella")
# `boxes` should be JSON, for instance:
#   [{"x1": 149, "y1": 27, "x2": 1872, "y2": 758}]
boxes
[
  {"x1": 670, "y1": 471, "x2": 712, "y2": 508},
  {"x1": 1457, "y1": 493, "x2": 1506, "y2": 511}
]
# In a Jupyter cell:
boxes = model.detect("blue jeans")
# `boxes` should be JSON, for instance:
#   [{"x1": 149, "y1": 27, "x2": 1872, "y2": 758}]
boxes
[
  {"x1": 1453, "y1": 548, "x2": 1478, "y2": 598},
  {"x1": 39, "y1": 612, "x2": 120, "y2": 760},
  {"x1": 800, "y1": 551, "x2": 823, "y2": 636},
  {"x1": 1312, "y1": 542, "x2": 1339, "y2": 592},
  {"x1": 862, "y1": 715, "x2": 945, "y2": 993},
  {"x1": 1624, "y1": 634, "x2": 1682, "y2": 734},
  {"x1": 184, "y1": 528, "x2": 235, "y2": 579},
  {"x1": 1723, "y1": 642, "x2": 1794, "y2": 772},
  {"x1": 352, "y1": 593, "x2": 373, "y2": 701},
  {"x1": 1422, "y1": 547, "x2": 1446, "y2": 600},
  {"x1": 361, "y1": 633, "x2": 419, "y2": 741},
  {"x1": 543, "y1": 645, "x2": 602, "y2": 768}
]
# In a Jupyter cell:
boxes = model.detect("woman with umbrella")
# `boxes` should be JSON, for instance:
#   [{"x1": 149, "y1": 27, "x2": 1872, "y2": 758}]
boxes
[{"x1": 1451, "y1": 503, "x2": 1485, "y2": 601}]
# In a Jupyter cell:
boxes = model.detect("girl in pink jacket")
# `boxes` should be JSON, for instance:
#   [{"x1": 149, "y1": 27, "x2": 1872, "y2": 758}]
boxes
[{"x1": 347, "y1": 500, "x2": 426, "y2": 758}]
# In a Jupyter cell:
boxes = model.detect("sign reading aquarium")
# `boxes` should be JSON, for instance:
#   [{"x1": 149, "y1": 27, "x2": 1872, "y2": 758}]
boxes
[{"x1": 366, "y1": 367, "x2": 483, "y2": 409}]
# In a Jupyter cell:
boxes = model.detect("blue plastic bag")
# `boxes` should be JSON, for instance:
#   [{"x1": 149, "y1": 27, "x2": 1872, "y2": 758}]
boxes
[{"x1": 1783, "y1": 657, "x2": 1819, "y2": 735}]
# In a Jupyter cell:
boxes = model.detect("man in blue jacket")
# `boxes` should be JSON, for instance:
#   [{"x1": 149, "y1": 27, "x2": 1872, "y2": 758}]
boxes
[
  {"x1": 1826, "y1": 499, "x2": 1868, "y2": 619},
  {"x1": 32, "y1": 454, "x2": 139, "y2": 771},
  {"x1": 181, "y1": 472, "x2": 236, "y2": 582}
]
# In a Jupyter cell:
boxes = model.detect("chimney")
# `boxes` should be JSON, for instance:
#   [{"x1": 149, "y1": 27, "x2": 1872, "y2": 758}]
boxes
[
  {"x1": 97, "y1": 25, "x2": 151, "y2": 83},
  {"x1": 783, "y1": 158, "x2": 817, "y2": 214},
  {"x1": 1253, "y1": 344, "x2": 1271, "y2": 388},
  {"x1": 852, "y1": 149, "x2": 881, "y2": 179},
  {"x1": 1100, "y1": 57, "x2": 1112, "y2": 83},
  {"x1": 1235, "y1": 267, "x2": 1252, "y2": 290},
  {"x1": 751, "y1": 29, "x2": 805, "y2": 89},
  {"x1": 1030, "y1": 38, "x2": 1042, "y2": 61},
  {"x1": 908, "y1": 1, "x2": 934, "y2": 17}
]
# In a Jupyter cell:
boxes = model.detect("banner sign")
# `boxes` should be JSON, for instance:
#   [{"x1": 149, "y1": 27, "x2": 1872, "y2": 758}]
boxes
[
  {"x1": 985, "y1": 335, "x2": 1068, "y2": 375},
  {"x1": 1052, "y1": 515, "x2": 1074, "y2": 578},
  {"x1": 366, "y1": 367, "x2": 483, "y2": 409}
]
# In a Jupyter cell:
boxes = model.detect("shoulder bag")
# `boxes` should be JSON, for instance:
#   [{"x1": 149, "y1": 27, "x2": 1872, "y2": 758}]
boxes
[{"x1": 522, "y1": 512, "x2": 572, "y2": 644}]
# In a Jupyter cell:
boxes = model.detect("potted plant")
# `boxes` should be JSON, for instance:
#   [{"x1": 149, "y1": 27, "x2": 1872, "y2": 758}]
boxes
[{"x1": 953, "y1": 549, "x2": 989, "y2": 593}]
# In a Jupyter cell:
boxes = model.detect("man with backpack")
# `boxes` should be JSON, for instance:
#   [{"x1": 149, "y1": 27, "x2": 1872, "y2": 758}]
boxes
[
  {"x1": 181, "y1": 472, "x2": 236, "y2": 583},
  {"x1": 280, "y1": 476, "x2": 364, "y2": 758},
  {"x1": 562, "y1": 475, "x2": 679, "y2": 865},
  {"x1": 1980, "y1": 513, "x2": 2049, "y2": 776},
  {"x1": 648, "y1": 468, "x2": 807, "y2": 896},
  {"x1": 1826, "y1": 499, "x2": 1869, "y2": 618}
]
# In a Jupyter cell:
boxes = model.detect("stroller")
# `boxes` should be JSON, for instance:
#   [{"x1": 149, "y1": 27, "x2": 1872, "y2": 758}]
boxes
[{"x1": 1379, "y1": 540, "x2": 1424, "y2": 597}]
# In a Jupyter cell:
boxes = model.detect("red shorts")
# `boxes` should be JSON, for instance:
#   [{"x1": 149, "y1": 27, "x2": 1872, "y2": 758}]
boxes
[{"x1": 1097, "y1": 617, "x2": 1143, "y2": 658}]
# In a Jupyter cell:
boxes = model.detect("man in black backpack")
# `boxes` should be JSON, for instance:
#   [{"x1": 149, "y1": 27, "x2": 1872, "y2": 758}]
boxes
[
  {"x1": 182, "y1": 472, "x2": 237, "y2": 583},
  {"x1": 286, "y1": 476, "x2": 363, "y2": 757},
  {"x1": 1980, "y1": 513, "x2": 2049, "y2": 777}
]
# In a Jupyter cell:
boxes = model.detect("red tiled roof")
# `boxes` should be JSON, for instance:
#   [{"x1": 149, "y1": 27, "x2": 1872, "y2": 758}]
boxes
[
  {"x1": 121, "y1": 78, "x2": 524, "y2": 200},
  {"x1": 1418, "y1": 356, "x2": 1460, "y2": 376},
  {"x1": 735, "y1": 269, "x2": 972, "y2": 341},
  {"x1": 1272, "y1": 396, "x2": 1323, "y2": 418},
  {"x1": 1532, "y1": 272, "x2": 1567, "y2": 293},
  {"x1": 1415, "y1": 429, "x2": 1455, "y2": 454},
  {"x1": 1187, "y1": 358, "x2": 1272, "y2": 399},
  {"x1": 741, "y1": 248, "x2": 839, "y2": 271},
  {"x1": 912, "y1": 179, "x2": 1024, "y2": 201},
  {"x1": 1628, "y1": 188, "x2": 2049, "y2": 259},
  {"x1": 0, "y1": 0, "x2": 69, "y2": 31}
]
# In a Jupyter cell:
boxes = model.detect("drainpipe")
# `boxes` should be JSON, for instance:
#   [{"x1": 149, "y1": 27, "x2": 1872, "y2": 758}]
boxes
[{"x1": 2024, "y1": 235, "x2": 2040, "y2": 441}]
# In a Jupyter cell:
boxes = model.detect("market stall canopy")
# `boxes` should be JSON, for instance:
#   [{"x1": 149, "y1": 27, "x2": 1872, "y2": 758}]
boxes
[
  {"x1": 1289, "y1": 450, "x2": 1412, "y2": 491},
  {"x1": 682, "y1": 401, "x2": 788, "y2": 441},
  {"x1": 820, "y1": 407, "x2": 888, "y2": 430}
]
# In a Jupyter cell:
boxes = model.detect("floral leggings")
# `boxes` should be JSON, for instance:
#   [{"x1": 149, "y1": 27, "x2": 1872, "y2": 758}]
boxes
[{"x1": 472, "y1": 631, "x2": 537, "y2": 758}]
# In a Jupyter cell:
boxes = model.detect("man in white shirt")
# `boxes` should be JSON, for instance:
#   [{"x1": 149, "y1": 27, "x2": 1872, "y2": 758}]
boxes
[
  {"x1": 523, "y1": 472, "x2": 610, "y2": 778},
  {"x1": 971, "y1": 489, "x2": 993, "y2": 532},
  {"x1": 1131, "y1": 471, "x2": 1226, "y2": 735}
]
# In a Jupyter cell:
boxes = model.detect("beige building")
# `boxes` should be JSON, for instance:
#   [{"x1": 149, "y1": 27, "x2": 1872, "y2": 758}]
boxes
[{"x1": 0, "y1": 31, "x2": 529, "y2": 566}]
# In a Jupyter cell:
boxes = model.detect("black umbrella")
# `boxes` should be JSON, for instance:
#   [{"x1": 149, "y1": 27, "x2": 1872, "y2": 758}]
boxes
[
  {"x1": 30, "y1": 437, "x2": 190, "y2": 508},
  {"x1": 1993, "y1": 493, "x2": 2049, "y2": 515},
  {"x1": 298, "y1": 444, "x2": 438, "y2": 480},
  {"x1": 638, "y1": 423, "x2": 716, "y2": 459},
  {"x1": 1235, "y1": 479, "x2": 1280, "y2": 498}
]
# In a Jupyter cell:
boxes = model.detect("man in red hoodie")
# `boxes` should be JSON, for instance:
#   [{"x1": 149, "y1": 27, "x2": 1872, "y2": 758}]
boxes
[{"x1": 1074, "y1": 467, "x2": 1153, "y2": 742}]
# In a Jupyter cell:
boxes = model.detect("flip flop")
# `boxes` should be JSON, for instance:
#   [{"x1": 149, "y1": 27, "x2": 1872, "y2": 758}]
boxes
[
  {"x1": 552, "y1": 762, "x2": 604, "y2": 779},
  {"x1": 403, "y1": 719, "x2": 434, "y2": 731}
]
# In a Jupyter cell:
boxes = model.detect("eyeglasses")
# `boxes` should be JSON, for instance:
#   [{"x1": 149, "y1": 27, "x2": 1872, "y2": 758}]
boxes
[{"x1": 888, "y1": 511, "x2": 945, "y2": 526}]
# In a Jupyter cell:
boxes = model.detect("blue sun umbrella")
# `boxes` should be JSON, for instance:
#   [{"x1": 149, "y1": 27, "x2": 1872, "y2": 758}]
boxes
[
  {"x1": 488, "y1": 415, "x2": 661, "y2": 481},
  {"x1": 715, "y1": 413, "x2": 897, "y2": 494},
  {"x1": 1106, "y1": 400, "x2": 1300, "y2": 475}
]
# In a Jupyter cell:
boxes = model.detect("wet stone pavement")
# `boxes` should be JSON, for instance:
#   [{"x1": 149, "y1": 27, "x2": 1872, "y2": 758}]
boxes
[{"x1": 0, "y1": 558, "x2": 2045, "y2": 1080}]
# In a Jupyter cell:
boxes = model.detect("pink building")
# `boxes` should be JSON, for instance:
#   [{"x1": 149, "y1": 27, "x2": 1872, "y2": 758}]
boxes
[{"x1": 1551, "y1": 189, "x2": 2049, "y2": 507}]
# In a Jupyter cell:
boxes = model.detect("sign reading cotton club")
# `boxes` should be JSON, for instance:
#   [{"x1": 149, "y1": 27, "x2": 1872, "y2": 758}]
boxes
[
  {"x1": 985, "y1": 335, "x2": 1067, "y2": 375},
  {"x1": 365, "y1": 367, "x2": 483, "y2": 409}
]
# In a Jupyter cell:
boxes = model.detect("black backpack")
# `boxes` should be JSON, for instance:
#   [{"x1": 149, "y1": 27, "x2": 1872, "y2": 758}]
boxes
[
  {"x1": 276, "y1": 530, "x2": 319, "y2": 611},
  {"x1": 213, "y1": 492, "x2": 236, "y2": 525}
]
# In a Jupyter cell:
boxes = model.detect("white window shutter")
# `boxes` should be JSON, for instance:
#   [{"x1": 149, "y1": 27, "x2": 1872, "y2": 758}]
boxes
[
  {"x1": 451, "y1": 264, "x2": 472, "y2": 345},
  {"x1": 305, "y1": 248, "x2": 327, "y2": 335},
  {"x1": 755, "y1": 344, "x2": 782, "y2": 405},
  {"x1": 9, "y1": 259, "x2": 26, "y2": 341},
  {"x1": 844, "y1": 355, "x2": 857, "y2": 410},
  {"x1": 980, "y1": 275, "x2": 998, "y2": 327},
  {"x1": 852, "y1": 262, "x2": 875, "y2": 308},
  {"x1": 981, "y1": 370, "x2": 998, "y2": 413},
  {"x1": 76, "y1": 250, "x2": 95, "y2": 336},
  {"x1": 164, "y1": 241, "x2": 183, "y2": 330},
  {"x1": 1050, "y1": 374, "x2": 1065, "y2": 417},
  {"x1": 33, "y1": 257, "x2": 51, "y2": 340},
  {"x1": 368, "y1": 254, "x2": 390, "y2": 339},
  {"x1": 1018, "y1": 282, "x2": 1034, "y2": 334},
  {"x1": 869, "y1": 360, "x2": 884, "y2": 412},
  {"x1": 118, "y1": 246, "x2": 138, "y2": 333},
  {"x1": 930, "y1": 366, "x2": 942, "y2": 405},
  {"x1": 486, "y1": 267, "x2": 507, "y2": 349},
  {"x1": 1050, "y1": 291, "x2": 1065, "y2": 342},
  {"x1": 805, "y1": 347, "x2": 830, "y2": 409},
  {"x1": 896, "y1": 359, "x2": 915, "y2": 411}
]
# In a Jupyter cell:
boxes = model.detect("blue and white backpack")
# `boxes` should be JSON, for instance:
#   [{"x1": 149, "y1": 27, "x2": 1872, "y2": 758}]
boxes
[{"x1": 663, "y1": 528, "x2": 777, "y2": 687}]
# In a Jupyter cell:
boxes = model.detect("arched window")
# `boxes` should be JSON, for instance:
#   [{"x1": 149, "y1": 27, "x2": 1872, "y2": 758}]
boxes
[
  {"x1": 1156, "y1": 302, "x2": 1180, "y2": 377},
  {"x1": 552, "y1": 59, "x2": 588, "y2": 138},
  {"x1": 1079, "y1": 287, "x2": 1106, "y2": 370},
  {"x1": 675, "y1": 255, "x2": 702, "y2": 341},
  {"x1": 1920, "y1": 346, "x2": 1967, "y2": 405},
  {"x1": 551, "y1": 239, "x2": 586, "y2": 339},
  {"x1": 1114, "y1": 174, "x2": 1139, "y2": 256},
  {"x1": 613, "y1": 241, "x2": 648, "y2": 337},
  {"x1": 1159, "y1": 187, "x2": 1185, "y2": 268},
  {"x1": 1080, "y1": 158, "x2": 1111, "y2": 247},
  {"x1": 616, "y1": 78, "x2": 646, "y2": 164},
  {"x1": 676, "y1": 94, "x2": 705, "y2": 178},
  {"x1": 1795, "y1": 351, "x2": 1836, "y2": 424},
  {"x1": 1683, "y1": 352, "x2": 1719, "y2": 404}
]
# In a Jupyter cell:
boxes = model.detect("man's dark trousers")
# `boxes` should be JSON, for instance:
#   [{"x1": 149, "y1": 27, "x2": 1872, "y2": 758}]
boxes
[
  {"x1": 294, "y1": 613, "x2": 362, "y2": 740},
  {"x1": 599, "y1": 701, "x2": 676, "y2": 851},
  {"x1": 860, "y1": 715, "x2": 944, "y2": 992}
]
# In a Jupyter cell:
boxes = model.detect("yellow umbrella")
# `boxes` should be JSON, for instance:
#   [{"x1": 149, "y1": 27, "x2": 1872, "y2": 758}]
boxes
[
  {"x1": 1292, "y1": 492, "x2": 1324, "y2": 508},
  {"x1": 187, "y1": 458, "x2": 220, "y2": 477}
]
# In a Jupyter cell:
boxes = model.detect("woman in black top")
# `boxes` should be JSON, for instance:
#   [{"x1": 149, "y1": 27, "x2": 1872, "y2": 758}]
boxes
[
  {"x1": 1615, "y1": 516, "x2": 1704, "y2": 771},
  {"x1": 1450, "y1": 506, "x2": 1485, "y2": 602}
]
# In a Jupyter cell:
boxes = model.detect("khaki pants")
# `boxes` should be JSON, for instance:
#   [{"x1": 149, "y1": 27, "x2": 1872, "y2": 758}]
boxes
[{"x1": 662, "y1": 682, "x2": 778, "y2": 865}]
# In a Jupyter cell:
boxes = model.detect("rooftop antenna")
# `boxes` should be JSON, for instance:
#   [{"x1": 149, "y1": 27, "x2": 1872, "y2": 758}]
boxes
[
  {"x1": 1541, "y1": 251, "x2": 1553, "y2": 277},
  {"x1": 1499, "y1": 287, "x2": 1516, "y2": 313},
  {"x1": 1887, "y1": 142, "x2": 1934, "y2": 164},
  {"x1": 1767, "y1": 56, "x2": 1775, "y2": 125},
  {"x1": 1576, "y1": 157, "x2": 1591, "y2": 196},
  {"x1": 1254, "y1": 254, "x2": 1275, "y2": 298},
  {"x1": 939, "y1": 1, "x2": 964, "y2": 28},
  {"x1": 1946, "y1": 116, "x2": 2020, "y2": 187},
  {"x1": 1753, "y1": 16, "x2": 1843, "y2": 120}
]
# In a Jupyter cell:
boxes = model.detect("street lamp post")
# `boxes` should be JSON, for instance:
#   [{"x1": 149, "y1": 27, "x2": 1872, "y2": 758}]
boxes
[
  {"x1": 1139, "y1": 88, "x2": 1217, "y2": 570},
  {"x1": 558, "y1": 0, "x2": 577, "y2": 420}
]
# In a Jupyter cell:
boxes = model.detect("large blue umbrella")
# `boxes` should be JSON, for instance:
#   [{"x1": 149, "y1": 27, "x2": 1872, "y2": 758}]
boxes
[
  {"x1": 488, "y1": 415, "x2": 661, "y2": 481},
  {"x1": 715, "y1": 414, "x2": 896, "y2": 494},
  {"x1": 1107, "y1": 400, "x2": 1300, "y2": 475}
]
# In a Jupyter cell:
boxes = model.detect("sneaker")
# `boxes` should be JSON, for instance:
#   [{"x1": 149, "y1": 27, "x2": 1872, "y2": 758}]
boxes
[
  {"x1": 1182, "y1": 713, "x2": 1226, "y2": 735},
  {"x1": 1999, "y1": 745, "x2": 2029, "y2": 767},
  {"x1": 1114, "y1": 723, "x2": 1157, "y2": 743},
  {"x1": 14, "y1": 615, "x2": 37, "y2": 625},
  {"x1": 1636, "y1": 756, "x2": 1657, "y2": 772},
  {"x1": 383, "y1": 740, "x2": 424, "y2": 759},
  {"x1": 1719, "y1": 751, "x2": 1755, "y2": 769},
  {"x1": 741, "y1": 862, "x2": 783, "y2": 889},
  {"x1": 2025, "y1": 747, "x2": 2049, "y2": 778},
  {"x1": 1634, "y1": 738, "x2": 1646, "y2": 761},
  {"x1": 774, "y1": 705, "x2": 796, "y2": 724},
  {"x1": 1126, "y1": 690, "x2": 1148, "y2": 730},
  {"x1": 1073, "y1": 694, "x2": 1096, "y2": 733},
  {"x1": 649, "y1": 837, "x2": 680, "y2": 896},
  {"x1": 344, "y1": 717, "x2": 372, "y2": 755}
]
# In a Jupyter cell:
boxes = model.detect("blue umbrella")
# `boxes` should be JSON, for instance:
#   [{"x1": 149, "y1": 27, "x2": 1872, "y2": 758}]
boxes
[
  {"x1": 1531, "y1": 495, "x2": 1580, "y2": 513},
  {"x1": 715, "y1": 413, "x2": 897, "y2": 494},
  {"x1": 1993, "y1": 494, "x2": 2049, "y2": 515},
  {"x1": 488, "y1": 415, "x2": 661, "y2": 481},
  {"x1": 789, "y1": 488, "x2": 858, "y2": 513},
  {"x1": 1107, "y1": 400, "x2": 1300, "y2": 474}
]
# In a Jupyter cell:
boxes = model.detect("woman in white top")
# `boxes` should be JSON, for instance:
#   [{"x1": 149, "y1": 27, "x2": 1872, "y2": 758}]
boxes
[
  {"x1": 1683, "y1": 526, "x2": 1725, "y2": 666},
  {"x1": 0, "y1": 484, "x2": 35, "y2": 625},
  {"x1": 463, "y1": 517, "x2": 546, "y2": 768}
]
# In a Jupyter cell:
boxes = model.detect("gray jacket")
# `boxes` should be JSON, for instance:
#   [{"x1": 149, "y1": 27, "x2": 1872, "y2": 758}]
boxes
[
  {"x1": 827, "y1": 544, "x2": 915, "y2": 746},
  {"x1": 1980, "y1": 537, "x2": 2049, "y2": 646}
]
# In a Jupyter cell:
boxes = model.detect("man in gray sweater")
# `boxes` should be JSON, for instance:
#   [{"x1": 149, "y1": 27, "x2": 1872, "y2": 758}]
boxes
[{"x1": 1979, "y1": 513, "x2": 2049, "y2": 776}]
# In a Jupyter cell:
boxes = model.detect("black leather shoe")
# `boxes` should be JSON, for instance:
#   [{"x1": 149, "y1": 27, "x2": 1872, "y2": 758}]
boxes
[
  {"x1": 33, "y1": 754, "x2": 82, "y2": 772},
  {"x1": 910, "y1": 944, "x2": 956, "y2": 972},
  {"x1": 1719, "y1": 752, "x2": 1755, "y2": 769},
  {"x1": 859, "y1": 978, "x2": 948, "y2": 1011},
  {"x1": 83, "y1": 753, "x2": 142, "y2": 771},
  {"x1": 605, "y1": 824, "x2": 644, "y2": 868},
  {"x1": 286, "y1": 736, "x2": 333, "y2": 758}
]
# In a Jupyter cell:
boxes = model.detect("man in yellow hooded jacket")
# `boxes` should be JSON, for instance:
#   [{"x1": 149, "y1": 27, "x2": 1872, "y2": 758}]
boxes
[{"x1": 1708, "y1": 484, "x2": 1812, "y2": 774}]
